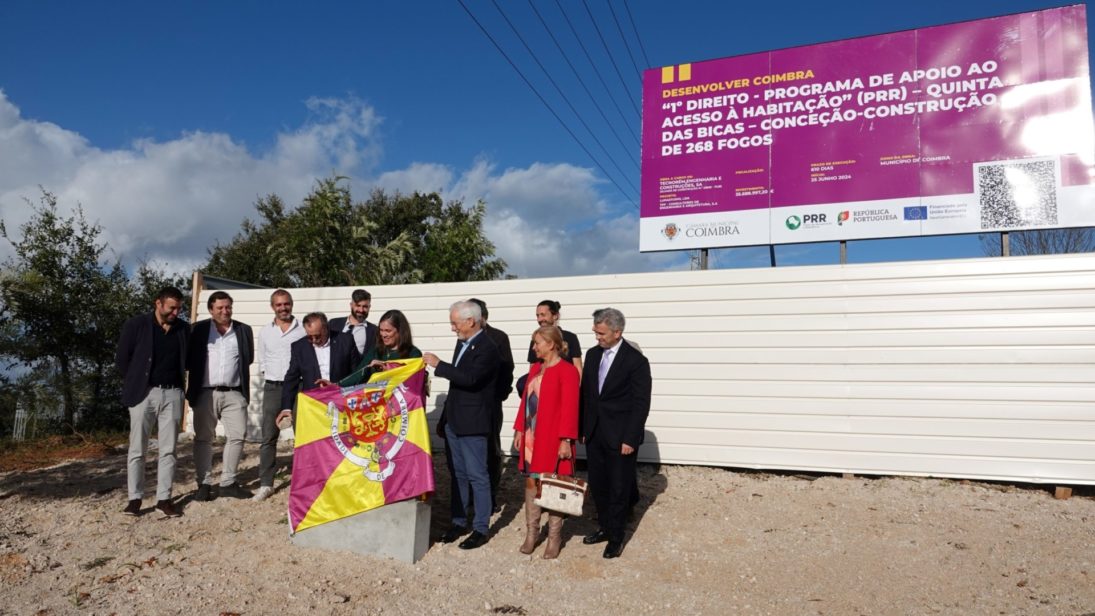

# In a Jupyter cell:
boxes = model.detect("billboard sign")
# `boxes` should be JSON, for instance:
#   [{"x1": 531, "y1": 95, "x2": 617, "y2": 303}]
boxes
[{"x1": 640, "y1": 5, "x2": 1095, "y2": 251}]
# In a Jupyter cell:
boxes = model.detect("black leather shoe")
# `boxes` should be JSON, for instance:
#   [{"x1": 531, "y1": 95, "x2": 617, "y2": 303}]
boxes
[
  {"x1": 583, "y1": 530, "x2": 609, "y2": 545},
  {"x1": 220, "y1": 483, "x2": 253, "y2": 499},
  {"x1": 195, "y1": 484, "x2": 214, "y2": 502},
  {"x1": 123, "y1": 499, "x2": 142, "y2": 516},
  {"x1": 603, "y1": 541, "x2": 624, "y2": 559},
  {"x1": 440, "y1": 526, "x2": 468, "y2": 543},
  {"x1": 458, "y1": 531, "x2": 489, "y2": 550}
]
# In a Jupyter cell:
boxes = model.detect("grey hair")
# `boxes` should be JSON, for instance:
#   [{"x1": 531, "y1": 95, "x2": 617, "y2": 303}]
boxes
[
  {"x1": 450, "y1": 300, "x2": 483, "y2": 325},
  {"x1": 592, "y1": 307, "x2": 626, "y2": 332}
]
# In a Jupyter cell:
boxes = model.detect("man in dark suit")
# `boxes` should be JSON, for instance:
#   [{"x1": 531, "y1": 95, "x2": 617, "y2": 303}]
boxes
[
  {"x1": 327, "y1": 288, "x2": 377, "y2": 357},
  {"x1": 277, "y1": 312, "x2": 361, "y2": 426},
  {"x1": 115, "y1": 286, "x2": 189, "y2": 518},
  {"x1": 186, "y1": 291, "x2": 255, "y2": 501},
  {"x1": 468, "y1": 298, "x2": 514, "y2": 511},
  {"x1": 580, "y1": 308, "x2": 652, "y2": 559},
  {"x1": 423, "y1": 301, "x2": 500, "y2": 550}
]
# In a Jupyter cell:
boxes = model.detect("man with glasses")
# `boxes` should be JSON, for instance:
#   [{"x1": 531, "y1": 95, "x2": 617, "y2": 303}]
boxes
[{"x1": 277, "y1": 312, "x2": 361, "y2": 429}]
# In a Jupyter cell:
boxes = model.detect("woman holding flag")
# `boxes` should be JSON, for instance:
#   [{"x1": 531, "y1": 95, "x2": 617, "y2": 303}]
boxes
[
  {"x1": 512, "y1": 325, "x2": 580, "y2": 559},
  {"x1": 340, "y1": 310, "x2": 422, "y2": 386}
]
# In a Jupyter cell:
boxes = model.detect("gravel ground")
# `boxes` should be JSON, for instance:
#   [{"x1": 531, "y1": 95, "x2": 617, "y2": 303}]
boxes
[{"x1": 1, "y1": 437, "x2": 1093, "y2": 615}]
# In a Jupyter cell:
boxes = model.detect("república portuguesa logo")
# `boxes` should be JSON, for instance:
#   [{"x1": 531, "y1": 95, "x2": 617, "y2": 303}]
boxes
[
  {"x1": 838, "y1": 211, "x2": 850, "y2": 225},
  {"x1": 785, "y1": 215, "x2": 802, "y2": 230}
]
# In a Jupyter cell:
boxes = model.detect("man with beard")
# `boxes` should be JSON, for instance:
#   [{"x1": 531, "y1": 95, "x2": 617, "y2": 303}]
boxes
[
  {"x1": 115, "y1": 286, "x2": 189, "y2": 518},
  {"x1": 253, "y1": 289, "x2": 306, "y2": 502},
  {"x1": 328, "y1": 289, "x2": 377, "y2": 357}
]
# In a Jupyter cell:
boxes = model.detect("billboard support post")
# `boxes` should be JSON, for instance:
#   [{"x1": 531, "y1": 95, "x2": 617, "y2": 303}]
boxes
[
  {"x1": 840, "y1": 241, "x2": 847, "y2": 265},
  {"x1": 769, "y1": 245, "x2": 777, "y2": 267},
  {"x1": 1001, "y1": 232, "x2": 1010, "y2": 257}
]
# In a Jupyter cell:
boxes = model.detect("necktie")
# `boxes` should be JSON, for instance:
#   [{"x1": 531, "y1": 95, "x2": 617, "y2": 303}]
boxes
[{"x1": 598, "y1": 348, "x2": 613, "y2": 393}]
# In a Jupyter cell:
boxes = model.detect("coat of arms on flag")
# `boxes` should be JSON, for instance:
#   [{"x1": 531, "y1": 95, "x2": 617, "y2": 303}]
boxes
[{"x1": 288, "y1": 358, "x2": 434, "y2": 533}]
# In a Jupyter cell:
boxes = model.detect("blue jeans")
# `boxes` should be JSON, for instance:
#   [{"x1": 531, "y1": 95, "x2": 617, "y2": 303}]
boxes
[{"x1": 445, "y1": 424, "x2": 491, "y2": 534}]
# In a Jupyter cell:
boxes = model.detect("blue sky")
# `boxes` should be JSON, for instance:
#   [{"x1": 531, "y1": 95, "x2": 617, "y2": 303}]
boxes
[{"x1": 0, "y1": 1, "x2": 1086, "y2": 278}]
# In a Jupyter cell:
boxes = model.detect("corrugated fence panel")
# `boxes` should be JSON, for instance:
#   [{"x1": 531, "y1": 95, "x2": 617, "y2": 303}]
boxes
[{"x1": 201, "y1": 252, "x2": 1095, "y2": 485}]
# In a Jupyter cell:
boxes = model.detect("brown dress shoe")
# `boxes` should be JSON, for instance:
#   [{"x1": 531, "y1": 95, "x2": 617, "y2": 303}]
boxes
[
  {"x1": 155, "y1": 499, "x2": 181, "y2": 518},
  {"x1": 123, "y1": 499, "x2": 142, "y2": 516}
]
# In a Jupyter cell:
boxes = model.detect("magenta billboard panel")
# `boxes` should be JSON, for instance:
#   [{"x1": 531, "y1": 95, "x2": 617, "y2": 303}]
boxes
[{"x1": 640, "y1": 6, "x2": 1095, "y2": 251}]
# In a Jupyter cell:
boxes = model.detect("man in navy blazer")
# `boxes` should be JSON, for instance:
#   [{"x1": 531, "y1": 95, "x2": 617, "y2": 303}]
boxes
[
  {"x1": 423, "y1": 300, "x2": 500, "y2": 550},
  {"x1": 327, "y1": 288, "x2": 377, "y2": 357},
  {"x1": 115, "y1": 286, "x2": 189, "y2": 518},
  {"x1": 580, "y1": 307, "x2": 652, "y2": 559},
  {"x1": 186, "y1": 291, "x2": 255, "y2": 501},
  {"x1": 278, "y1": 312, "x2": 361, "y2": 423}
]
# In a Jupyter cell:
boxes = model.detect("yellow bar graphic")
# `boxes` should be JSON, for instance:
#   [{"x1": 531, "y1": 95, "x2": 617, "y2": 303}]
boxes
[
  {"x1": 661, "y1": 65, "x2": 675, "y2": 84},
  {"x1": 678, "y1": 63, "x2": 692, "y2": 81}
]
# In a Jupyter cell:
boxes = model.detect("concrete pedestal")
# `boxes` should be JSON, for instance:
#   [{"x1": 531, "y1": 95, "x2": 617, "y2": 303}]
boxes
[{"x1": 290, "y1": 498, "x2": 431, "y2": 564}]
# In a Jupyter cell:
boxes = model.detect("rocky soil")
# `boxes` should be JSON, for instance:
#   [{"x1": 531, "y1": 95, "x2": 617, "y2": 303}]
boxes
[{"x1": 1, "y1": 438, "x2": 1093, "y2": 615}]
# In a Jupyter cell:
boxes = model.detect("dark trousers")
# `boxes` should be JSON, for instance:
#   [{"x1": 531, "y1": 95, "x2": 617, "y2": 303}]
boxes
[
  {"x1": 258, "y1": 381, "x2": 283, "y2": 487},
  {"x1": 486, "y1": 404, "x2": 503, "y2": 506},
  {"x1": 586, "y1": 429, "x2": 638, "y2": 543}
]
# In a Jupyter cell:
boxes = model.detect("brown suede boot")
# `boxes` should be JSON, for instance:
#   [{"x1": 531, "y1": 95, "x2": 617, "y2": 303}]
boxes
[
  {"x1": 520, "y1": 477, "x2": 542, "y2": 555},
  {"x1": 542, "y1": 513, "x2": 564, "y2": 559}
]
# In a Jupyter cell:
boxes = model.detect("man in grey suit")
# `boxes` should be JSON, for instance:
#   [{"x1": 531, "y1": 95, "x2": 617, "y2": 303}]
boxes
[
  {"x1": 424, "y1": 301, "x2": 500, "y2": 550},
  {"x1": 580, "y1": 308, "x2": 652, "y2": 559},
  {"x1": 186, "y1": 291, "x2": 255, "y2": 501}
]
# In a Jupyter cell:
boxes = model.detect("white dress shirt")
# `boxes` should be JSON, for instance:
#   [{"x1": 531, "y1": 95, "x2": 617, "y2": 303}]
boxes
[
  {"x1": 258, "y1": 317, "x2": 306, "y2": 381},
  {"x1": 314, "y1": 339, "x2": 332, "y2": 381},
  {"x1": 203, "y1": 323, "x2": 241, "y2": 388},
  {"x1": 341, "y1": 318, "x2": 371, "y2": 355}
]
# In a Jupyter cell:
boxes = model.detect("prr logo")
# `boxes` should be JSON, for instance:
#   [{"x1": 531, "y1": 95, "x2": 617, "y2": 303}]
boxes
[{"x1": 785, "y1": 215, "x2": 802, "y2": 230}]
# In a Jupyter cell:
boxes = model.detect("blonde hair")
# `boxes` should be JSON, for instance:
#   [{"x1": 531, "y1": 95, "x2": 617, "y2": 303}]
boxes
[{"x1": 532, "y1": 325, "x2": 569, "y2": 357}]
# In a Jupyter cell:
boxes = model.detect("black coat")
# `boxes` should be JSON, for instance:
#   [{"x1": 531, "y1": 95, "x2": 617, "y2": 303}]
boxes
[
  {"x1": 482, "y1": 324, "x2": 514, "y2": 403},
  {"x1": 115, "y1": 313, "x2": 189, "y2": 407},
  {"x1": 185, "y1": 319, "x2": 255, "y2": 405},
  {"x1": 580, "y1": 340, "x2": 652, "y2": 448},
  {"x1": 327, "y1": 316, "x2": 377, "y2": 356},
  {"x1": 435, "y1": 331, "x2": 500, "y2": 436},
  {"x1": 280, "y1": 335, "x2": 361, "y2": 410}
]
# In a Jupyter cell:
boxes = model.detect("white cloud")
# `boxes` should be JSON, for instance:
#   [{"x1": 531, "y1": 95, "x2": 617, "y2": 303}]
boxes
[
  {"x1": 0, "y1": 89, "x2": 687, "y2": 280},
  {"x1": 0, "y1": 90, "x2": 379, "y2": 270}
]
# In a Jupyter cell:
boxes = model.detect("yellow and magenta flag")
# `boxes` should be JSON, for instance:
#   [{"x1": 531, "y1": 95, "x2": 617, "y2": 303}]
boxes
[{"x1": 288, "y1": 358, "x2": 434, "y2": 533}]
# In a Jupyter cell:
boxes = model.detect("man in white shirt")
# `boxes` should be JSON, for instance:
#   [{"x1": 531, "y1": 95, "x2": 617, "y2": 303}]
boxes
[
  {"x1": 327, "y1": 288, "x2": 377, "y2": 356},
  {"x1": 277, "y1": 312, "x2": 361, "y2": 428},
  {"x1": 186, "y1": 291, "x2": 255, "y2": 501},
  {"x1": 253, "y1": 289, "x2": 306, "y2": 502}
]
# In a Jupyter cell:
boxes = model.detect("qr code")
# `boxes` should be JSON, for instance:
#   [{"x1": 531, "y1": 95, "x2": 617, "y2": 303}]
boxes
[{"x1": 977, "y1": 159, "x2": 1058, "y2": 229}]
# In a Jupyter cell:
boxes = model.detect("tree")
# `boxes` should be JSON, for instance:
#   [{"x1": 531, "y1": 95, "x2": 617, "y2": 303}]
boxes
[
  {"x1": 204, "y1": 177, "x2": 507, "y2": 286},
  {"x1": 0, "y1": 190, "x2": 177, "y2": 433},
  {"x1": 979, "y1": 228, "x2": 1095, "y2": 256}
]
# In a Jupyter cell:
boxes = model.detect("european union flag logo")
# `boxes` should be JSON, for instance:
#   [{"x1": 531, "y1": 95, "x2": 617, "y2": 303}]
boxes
[{"x1": 904, "y1": 206, "x2": 927, "y2": 220}]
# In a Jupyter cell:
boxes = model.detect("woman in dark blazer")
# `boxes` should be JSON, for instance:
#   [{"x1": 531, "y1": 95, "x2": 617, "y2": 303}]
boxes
[{"x1": 512, "y1": 325, "x2": 580, "y2": 559}]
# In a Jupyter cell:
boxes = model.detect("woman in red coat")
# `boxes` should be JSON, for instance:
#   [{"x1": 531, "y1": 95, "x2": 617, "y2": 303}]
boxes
[{"x1": 512, "y1": 325, "x2": 580, "y2": 559}]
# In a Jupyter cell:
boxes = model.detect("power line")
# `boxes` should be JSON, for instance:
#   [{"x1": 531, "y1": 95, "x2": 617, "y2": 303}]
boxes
[
  {"x1": 489, "y1": 0, "x2": 640, "y2": 188},
  {"x1": 552, "y1": 0, "x2": 641, "y2": 142},
  {"x1": 605, "y1": 0, "x2": 643, "y2": 84},
  {"x1": 526, "y1": 0, "x2": 641, "y2": 160},
  {"x1": 580, "y1": 0, "x2": 642, "y2": 118},
  {"x1": 455, "y1": 0, "x2": 639, "y2": 208},
  {"x1": 623, "y1": 0, "x2": 652, "y2": 68}
]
